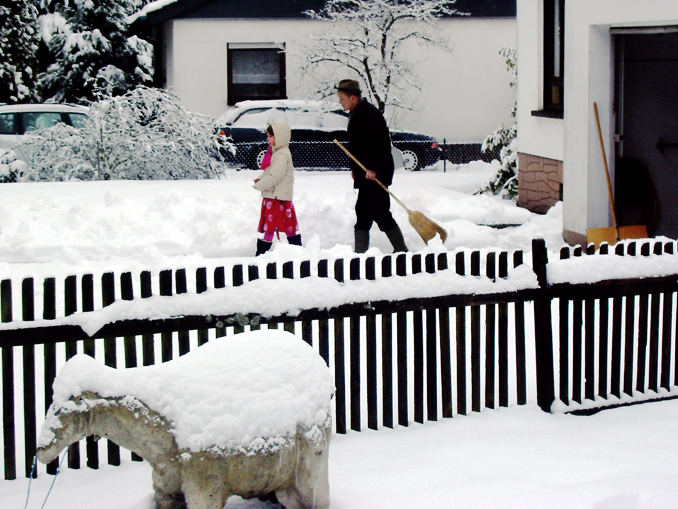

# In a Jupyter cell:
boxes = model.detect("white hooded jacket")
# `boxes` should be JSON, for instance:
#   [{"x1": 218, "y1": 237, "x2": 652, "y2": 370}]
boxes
[{"x1": 253, "y1": 122, "x2": 294, "y2": 201}]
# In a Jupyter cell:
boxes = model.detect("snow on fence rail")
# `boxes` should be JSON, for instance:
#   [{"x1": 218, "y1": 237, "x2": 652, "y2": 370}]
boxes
[{"x1": 2, "y1": 238, "x2": 678, "y2": 480}]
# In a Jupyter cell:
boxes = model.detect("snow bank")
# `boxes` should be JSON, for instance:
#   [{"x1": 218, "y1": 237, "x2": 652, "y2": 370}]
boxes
[
  {"x1": 547, "y1": 249, "x2": 678, "y2": 284},
  {"x1": 0, "y1": 264, "x2": 539, "y2": 336},
  {"x1": 39, "y1": 329, "x2": 334, "y2": 454}
]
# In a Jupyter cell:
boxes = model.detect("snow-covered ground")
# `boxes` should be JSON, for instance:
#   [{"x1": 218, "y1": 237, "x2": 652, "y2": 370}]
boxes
[
  {"x1": 4, "y1": 161, "x2": 677, "y2": 508},
  {"x1": 6, "y1": 400, "x2": 678, "y2": 509},
  {"x1": 0, "y1": 161, "x2": 563, "y2": 282}
]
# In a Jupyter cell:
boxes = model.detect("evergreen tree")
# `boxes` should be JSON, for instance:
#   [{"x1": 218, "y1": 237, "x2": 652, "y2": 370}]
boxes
[
  {"x1": 0, "y1": 0, "x2": 41, "y2": 103},
  {"x1": 37, "y1": 0, "x2": 153, "y2": 104}
]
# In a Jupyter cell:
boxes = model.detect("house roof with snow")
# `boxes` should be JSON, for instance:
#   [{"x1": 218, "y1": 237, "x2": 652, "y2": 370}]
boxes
[{"x1": 131, "y1": 0, "x2": 516, "y2": 25}]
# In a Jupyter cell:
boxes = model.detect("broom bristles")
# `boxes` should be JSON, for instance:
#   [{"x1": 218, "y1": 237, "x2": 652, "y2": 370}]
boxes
[{"x1": 407, "y1": 210, "x2": 448, "y2": 244}]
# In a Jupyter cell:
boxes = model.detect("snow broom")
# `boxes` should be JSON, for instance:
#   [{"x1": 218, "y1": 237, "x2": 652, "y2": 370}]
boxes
[
  {"x1": 334, "y1": 139, "x2": 448, "y2": 244},
  {"x1": 586, "y1": 102, "x2": 647, "y2": 248}
]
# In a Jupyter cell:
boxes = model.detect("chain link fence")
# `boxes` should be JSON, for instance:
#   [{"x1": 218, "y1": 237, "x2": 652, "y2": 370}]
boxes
[{"x1": 224, "y1": 139, "x2": 499, "y2": 173}]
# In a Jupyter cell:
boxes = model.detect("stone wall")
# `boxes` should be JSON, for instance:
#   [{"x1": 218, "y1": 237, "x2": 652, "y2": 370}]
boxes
[{"x1": 517, "y1": 152, "x2": 563, "y2": 214}]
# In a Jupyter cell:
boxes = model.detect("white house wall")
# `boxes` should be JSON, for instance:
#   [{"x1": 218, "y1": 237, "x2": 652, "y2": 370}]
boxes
[
  {"x1": 565, "y1": 0, "x2": 678, "y2": 237},
  {"x1": 518, "y1": 0, "x2": 678, "y2": 239},
  {"x1": 516, "y1": 0, "x2": 564, "y2": 161},
  {"x1": 163, "y1": 17, "x2": 515, "y2": 141}
]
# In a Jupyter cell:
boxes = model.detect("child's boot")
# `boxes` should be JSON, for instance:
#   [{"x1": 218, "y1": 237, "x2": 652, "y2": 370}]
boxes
[{"x1": 256, "y1": 239, "x2": 272, "y2": 256}]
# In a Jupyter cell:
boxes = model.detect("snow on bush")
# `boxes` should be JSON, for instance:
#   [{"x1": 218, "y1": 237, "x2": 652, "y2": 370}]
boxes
[
  {"x1": 39, "y1": 329, "x2": 334, "y2": 454},
  {"x1": 14, "y1": 86, "x2": 234, "y2": 181},
  {"x1": 477, "y1": 47, "x2": 517, "y2": 199},
  {"x1": 0, "y1": 148, "x2": 28, "y2": 183}
]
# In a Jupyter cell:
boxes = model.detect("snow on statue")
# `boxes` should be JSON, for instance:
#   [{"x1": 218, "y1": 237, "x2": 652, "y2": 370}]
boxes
[{"x1": 37, "y1": 330, "x2": 334, "y2": 509}]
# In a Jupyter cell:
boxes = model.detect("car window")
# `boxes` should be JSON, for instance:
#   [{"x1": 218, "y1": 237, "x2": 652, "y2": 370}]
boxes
[
  {"x1": 284, "y1": 109, "x2": 319, "y2": 129},
  {"x1": 232, "y1": 108, "x2": 281, "y2": 127},
  {"x1": 22, "y1": 112, "x2": 64, "y2": 132},
  {"x1": 67, "y1": 113, "x2": 88, "y2": 128},
  {"x1": 0, "y1": 113, "x2": 17, "y2": 135},
  {"x1": 319, "y1": 111, "x2": 348, "y2": 130}
]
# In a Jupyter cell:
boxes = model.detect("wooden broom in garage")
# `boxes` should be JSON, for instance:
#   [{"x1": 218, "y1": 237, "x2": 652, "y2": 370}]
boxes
[
  {"x1": 586, "y1": 102, "x2": 648, "y2": 248},
  {"x1": 334, "y1": 139, "x2": 448, "y2": 244}
]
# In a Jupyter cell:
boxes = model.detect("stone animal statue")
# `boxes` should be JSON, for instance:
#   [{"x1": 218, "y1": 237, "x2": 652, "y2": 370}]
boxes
[{"x1": 37, "y1": 330, "x2": 334, "y2": 509}]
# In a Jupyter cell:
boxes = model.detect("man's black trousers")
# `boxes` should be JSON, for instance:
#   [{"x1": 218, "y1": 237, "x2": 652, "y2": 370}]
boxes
[{"x1": 354, "y1": 180, "x2": 398, "y2": 232}]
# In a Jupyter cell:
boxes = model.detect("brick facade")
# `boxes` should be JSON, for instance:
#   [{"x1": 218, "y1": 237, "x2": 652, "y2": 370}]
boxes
[{"x1": 517, "y1": 153, "x2": 563, "y2": 214}]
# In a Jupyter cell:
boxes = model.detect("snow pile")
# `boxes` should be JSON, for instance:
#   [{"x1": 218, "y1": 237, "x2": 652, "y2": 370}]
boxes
[
  {"x1": 39, "y1": 329, "x2": 334, "y2": 454},
  {"x1": 547, "y1": 249, "x2": 678, "y2": 284},
  {"x1": 0, "y1": 164, "x2": 563, "y2": 274},
  {"x1": 0, "y1": 263, "x2": 539, "y2": 336}
]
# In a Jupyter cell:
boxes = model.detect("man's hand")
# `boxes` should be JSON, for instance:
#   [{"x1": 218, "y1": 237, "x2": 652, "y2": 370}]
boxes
[{"x1": 365, "y1": 169, "x2": 377, "y2": 180}]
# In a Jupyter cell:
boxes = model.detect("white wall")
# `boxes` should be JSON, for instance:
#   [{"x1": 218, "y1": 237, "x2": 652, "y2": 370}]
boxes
[
  {"x1": 563, "y1": 0, "x2": 678, "y2": 235},
  {"x1": 516, "y1": 0, "x2": 565, "y2": 161},
  {"x1": 163, "y1": 17, "x2": 516, "y2": 141},
  {"x1": 517, "y1": 0, "x2": 678, "y2": 237}
]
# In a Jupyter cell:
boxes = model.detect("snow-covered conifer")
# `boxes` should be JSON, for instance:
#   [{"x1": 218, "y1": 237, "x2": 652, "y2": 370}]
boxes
[
  {"x1": 0, "y1": 0, "x2": 41, "y2": 103},
  {"x1": 37, "y1": 0, "x2": 153, "y2": 103},
  {"x1": 302, "y1": 0, "x2": 459, "y2": 116}
]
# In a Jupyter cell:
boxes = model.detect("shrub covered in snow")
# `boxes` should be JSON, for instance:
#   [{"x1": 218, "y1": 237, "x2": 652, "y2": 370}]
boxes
[
  {"x1": 0, "y1": 148, "x2": 28, "y2": 183},
  {"x1": 477, "y1": 47, "x2": 517, "y2": 199},
  {"x1": 13, "y1": 86, "x2": 234, "y2": 181}
]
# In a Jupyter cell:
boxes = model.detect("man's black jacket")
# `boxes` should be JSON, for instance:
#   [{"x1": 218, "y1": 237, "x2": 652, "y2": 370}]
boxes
[{"x1": 346, "y1": 98, "x2": 394, "y2": 189}]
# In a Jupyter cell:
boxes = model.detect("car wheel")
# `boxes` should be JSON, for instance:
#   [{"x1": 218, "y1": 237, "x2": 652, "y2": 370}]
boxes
[
  {"x1": 253, "y1": 148, "x2": 267, "y2": 170},
  {"x1": 402, "y1": 149, "x2": 420, "y2": 171}
]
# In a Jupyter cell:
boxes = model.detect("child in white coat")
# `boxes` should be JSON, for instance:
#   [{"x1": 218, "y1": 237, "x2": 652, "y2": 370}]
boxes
[{"x1": 253, "y1": 122, "x2": 302, "y2": 255}]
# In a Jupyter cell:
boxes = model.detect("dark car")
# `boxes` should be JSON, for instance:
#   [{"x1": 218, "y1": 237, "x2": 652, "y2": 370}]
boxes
[{"x1": 216, "y1": 100, "x2": 441, "y2": 171}]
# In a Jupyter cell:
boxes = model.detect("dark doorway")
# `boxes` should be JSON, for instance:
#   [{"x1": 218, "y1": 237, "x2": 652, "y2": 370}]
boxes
[{"x1": 614, "y1": 30, "x2": 678, "y2": 237}]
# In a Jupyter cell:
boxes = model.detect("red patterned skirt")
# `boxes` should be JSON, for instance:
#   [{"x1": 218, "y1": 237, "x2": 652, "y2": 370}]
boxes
[{"x1": 257, "y1": 198, "x2": 299, "y2": 235}]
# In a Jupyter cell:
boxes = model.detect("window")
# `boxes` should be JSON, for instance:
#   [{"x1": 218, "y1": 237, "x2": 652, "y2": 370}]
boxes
[
  {"x1": 67, "y1": 113, "x2": 88, "y2": 128},
  {"x1": 227, "y1": 43, "x2": 286, "y2": 105},
  {"x1": 23, "y1": 112, "x2": 64, "y2": 132},
  {"x1": 532, "y1": 0, "x2": 564, "y2": 118},
  {"x1": 0, "y1": 113, "x2": 17, "y2": 135},
  {"x1": 543, "y1": 0, "x2": 564, "y2": 114}
]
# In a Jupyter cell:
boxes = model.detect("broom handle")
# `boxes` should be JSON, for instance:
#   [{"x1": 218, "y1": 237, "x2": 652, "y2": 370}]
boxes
[
  {"x1": 593, "y1": 102, "x2": 619, "y2": 230},
  {"x1": 333, "y1": 139, "x2": 411, "y2": 212}
]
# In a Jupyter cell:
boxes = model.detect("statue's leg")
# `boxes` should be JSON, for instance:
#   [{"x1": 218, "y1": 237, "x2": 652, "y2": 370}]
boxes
[
  {"x1": 277, "y1": 435, "x2": 330, "y2": 509},
  {"x1": 181, "y1": 469, "x2": 230, "y2": 509},
  {"x1": 152, "y1": 468, "x2": 186, "y2": 509}
]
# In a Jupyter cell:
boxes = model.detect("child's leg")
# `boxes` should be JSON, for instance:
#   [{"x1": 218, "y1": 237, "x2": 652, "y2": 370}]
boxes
[{"x1": 263, "y1": 231, "x2": 274, "y2": 242}]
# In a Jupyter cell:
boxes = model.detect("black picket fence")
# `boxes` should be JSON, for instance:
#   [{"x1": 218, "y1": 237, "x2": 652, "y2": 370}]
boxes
[
  {"x1": 2, "y1": 238, "x2": 678, "y2": 480},
  {"x1": 1, "y1": 247, "x2": 532, "y2": 480}
]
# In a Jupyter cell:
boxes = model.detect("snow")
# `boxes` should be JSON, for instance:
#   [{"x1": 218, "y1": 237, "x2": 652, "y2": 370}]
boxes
[
  {"x1": 0, "y1": 162, "x2": 559, "y2": 278},
  {"x1": 548, "y1": 250, "x2": 678, "y2": 284},
  {"x1": 127, "y1": 0, "x2": 180, "y2": 24},
  {"x1": 3, "y1": 161, "x2": 678, "y2": 508},
  {"x1": 8, "y1": 400, "x2": 678, "y2": 508},
  {"x1": 0, "y1": 264, "x2": 539, "y2": 336},
  {"x1": 39, "y1": 329, "x2": 333, "y2": 454}
]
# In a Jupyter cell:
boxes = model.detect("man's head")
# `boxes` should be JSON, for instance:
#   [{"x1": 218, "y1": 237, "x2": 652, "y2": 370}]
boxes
[{"x1": 337, "y1": 79, "x2": 361, "y2": 111}]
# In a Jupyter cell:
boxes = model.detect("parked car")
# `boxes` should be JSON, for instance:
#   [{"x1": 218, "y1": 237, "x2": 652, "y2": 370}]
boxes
[
  {"x1": 216, "y1": 100, "x2": 441, "y2": 171},
  {"x1": 0, "y1": 103, "x2": 89, "y2": 150}
]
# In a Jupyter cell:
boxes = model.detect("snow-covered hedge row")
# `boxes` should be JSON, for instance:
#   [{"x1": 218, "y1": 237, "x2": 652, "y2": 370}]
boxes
[{"x1": 9, "y1": 87, "x2": 234, "y2": 182}]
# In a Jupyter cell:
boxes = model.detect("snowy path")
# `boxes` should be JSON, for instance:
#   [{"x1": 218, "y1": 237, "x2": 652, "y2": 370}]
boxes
[
  {"x1": 0, "y1": 162, "x2": 563, "y2": 281},
  {"x1": 5, "y1": 401, "x2": 678, "y2": 508}
]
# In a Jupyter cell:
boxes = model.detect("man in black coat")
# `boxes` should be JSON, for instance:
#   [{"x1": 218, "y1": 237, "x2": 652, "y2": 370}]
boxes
[{"x1": 337, "y1": 79, "x2": 408, "y2": 253}]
